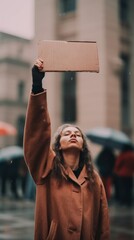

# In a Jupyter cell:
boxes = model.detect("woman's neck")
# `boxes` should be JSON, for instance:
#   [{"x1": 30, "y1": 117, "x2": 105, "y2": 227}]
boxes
[{"x1": 62, "y1": 149, "x2": 80, "y2": 170}]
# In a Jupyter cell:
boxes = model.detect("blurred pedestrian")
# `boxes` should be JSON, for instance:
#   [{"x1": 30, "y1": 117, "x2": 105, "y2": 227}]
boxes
[
  {"x1": 24, "y1": 59, "x2": 110, "y2": 240},
  {"x1": 8, "y1": 158, "x2": 21, "y2": 199},
  {"x1": 0, "y1": 161, "x2": 8, "y2": 197},
  {"x1": 95, "y1": 147, "x2": 116, "y2": 203},
  {"x1": 114, "y1": 145, "x2": 134, "y2": 207},
  {"x1": 24, "y1": 172, "x2": 36, "y2": 201},
  {"x1": 18, "y1": 158, "x2": 28, "y2": 197},
  {"x1": 0, "y1": 158, "x2": 20, "y2": 199}
]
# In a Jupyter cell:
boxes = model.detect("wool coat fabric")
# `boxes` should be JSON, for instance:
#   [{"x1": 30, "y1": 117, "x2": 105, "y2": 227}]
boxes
[{"x1": 24, "y1": 90, "x2": 110, "y2": 240}]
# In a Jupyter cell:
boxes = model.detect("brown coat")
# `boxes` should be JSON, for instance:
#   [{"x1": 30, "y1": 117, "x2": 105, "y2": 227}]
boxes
[{"x1": 24, "y1": 91, "x2": 110, "y2": 240}]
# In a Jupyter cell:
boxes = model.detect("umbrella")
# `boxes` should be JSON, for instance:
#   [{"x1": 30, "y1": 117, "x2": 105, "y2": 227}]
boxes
[
  {"x1": 86, "y1": 127, "x2": 133, "y2": 149},
  {"x1": 0, "y1": 121, "x2": 17, "y2": 136},
  {"x1": 0, "y1": 146, "x2": 24, "y2": 162}
]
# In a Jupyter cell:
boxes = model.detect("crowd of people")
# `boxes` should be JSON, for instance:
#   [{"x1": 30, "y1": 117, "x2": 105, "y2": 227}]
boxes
[
  {"x1": 0, "y1": 157, "x2": 35, "y2": 200},
  {"x1": 0, "y1": 143, "x2": 134, "y2": 208},
  {"x1": 96, "y1": 145, "x2": 134, "y2": 207}
]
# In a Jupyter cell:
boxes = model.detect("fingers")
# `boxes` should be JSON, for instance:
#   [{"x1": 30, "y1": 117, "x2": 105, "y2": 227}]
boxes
[{"x1": 34, "y1": 58, "x2": 44, "y2": 71}]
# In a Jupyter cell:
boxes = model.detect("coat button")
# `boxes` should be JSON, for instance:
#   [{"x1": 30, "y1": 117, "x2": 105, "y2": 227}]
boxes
[
  {"x1": 72, "y1": 188, "x2": 80, "y2": 193},
  {"x1": 41, "y1": 106, "x2": 45, "y2": 110},
  {"x1": 68, "y1": 226, "x2": 77, "y2": 232}
]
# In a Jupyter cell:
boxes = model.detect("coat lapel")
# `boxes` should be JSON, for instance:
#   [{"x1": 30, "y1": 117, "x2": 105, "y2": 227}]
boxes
[
  {"x1": 78, "y1": 165, "x2": 89, "y2": 185},
  {"x1": 64, "y1": 165, "x2": 89, "y2": 186}
]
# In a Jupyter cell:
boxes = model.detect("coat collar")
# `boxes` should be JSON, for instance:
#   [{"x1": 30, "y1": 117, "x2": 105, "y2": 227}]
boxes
[{"x1": 61, "y1": 164, "x2": 89, "y2": 186}]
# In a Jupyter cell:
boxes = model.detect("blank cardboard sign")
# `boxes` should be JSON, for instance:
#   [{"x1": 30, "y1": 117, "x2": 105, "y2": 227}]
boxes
[{"x1": 38, "y1": 40, "x2": 99, "y2": 72}]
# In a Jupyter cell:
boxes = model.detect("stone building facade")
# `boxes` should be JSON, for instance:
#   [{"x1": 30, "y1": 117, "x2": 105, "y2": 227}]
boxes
[
  {"x1": 0, "y1": 0, "x2": 134, "y2": 150},
  {"x1": 34, "y1": 0, "x2": 134, "y2": 145},
  {"x1": 0, "y1": 32, "x2": 33, "y2": 147}
]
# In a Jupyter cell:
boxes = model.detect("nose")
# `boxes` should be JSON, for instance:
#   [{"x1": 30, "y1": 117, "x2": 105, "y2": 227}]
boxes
[{"x1": 70, "y1": 132, "x2": 76, "y2": 138}]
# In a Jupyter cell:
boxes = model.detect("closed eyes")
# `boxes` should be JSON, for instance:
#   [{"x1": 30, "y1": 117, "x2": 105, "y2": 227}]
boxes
[{"x1": 62, "y1": 131, "x2": 82, "y2": 137}]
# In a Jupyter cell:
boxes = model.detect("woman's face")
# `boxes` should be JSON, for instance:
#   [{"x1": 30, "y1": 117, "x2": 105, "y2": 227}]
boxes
[{"x1": 59, "y1": 126, "x2": 83, "y2": 151}]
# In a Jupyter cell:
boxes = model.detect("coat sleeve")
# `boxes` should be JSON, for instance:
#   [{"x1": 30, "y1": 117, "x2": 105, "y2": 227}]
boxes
[
  {"x1": 23, "y1": 90, "x2": 55, "y2": 184},
  {"x1": 96, "y1": 179, "x2": 110, "y2": 240}
]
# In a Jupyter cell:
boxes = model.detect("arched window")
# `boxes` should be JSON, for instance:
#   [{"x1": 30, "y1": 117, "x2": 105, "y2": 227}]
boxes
[
  {"x1": 16, "y1": 116, "x2": 25, "y2": 146},
  {"x1": 62, "y1": 72, "x2": 77, "y2": 122},
  {"x1": 59, "y1": 0, "x2": 76, "y2": 14},
  {"x1": 18, "y1": 81, "x2": 25, "y2": 101},
  {"x1": 119, "y1": 0, "x2": 130, "y2": 25},
  {"x1": 120, "y1": 54, "x2": 130, "y2": 129}
]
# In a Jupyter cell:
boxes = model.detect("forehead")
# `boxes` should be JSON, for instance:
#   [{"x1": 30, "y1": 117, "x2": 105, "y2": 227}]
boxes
[{"x1": 62, "y1": 126, "x2": 81, "y2": 134}]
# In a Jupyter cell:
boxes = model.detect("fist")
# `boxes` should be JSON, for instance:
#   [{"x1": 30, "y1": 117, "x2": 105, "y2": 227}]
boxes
[
  {"x1": 32, "y1": 58, "x2": 45, "y2": 82},
  {"x1": 34, "y1": 58, "x2": 44, "y2": 71}
]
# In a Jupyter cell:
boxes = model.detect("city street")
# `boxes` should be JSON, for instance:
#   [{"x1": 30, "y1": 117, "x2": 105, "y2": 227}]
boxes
[{"x1": 0, "y1": 197, "x2": 133, "y2": 240}]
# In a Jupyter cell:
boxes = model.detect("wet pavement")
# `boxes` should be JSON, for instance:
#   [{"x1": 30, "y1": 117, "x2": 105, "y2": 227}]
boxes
[
  {"x1": 0, "y1": 198, "x2": 34, "y2": 240},
  {"x1": 110, "y1": 204, "x2": 134, "y2": 240},
  {"x1": 0, "y1": 197, "x2": 134, "y2": 240}
]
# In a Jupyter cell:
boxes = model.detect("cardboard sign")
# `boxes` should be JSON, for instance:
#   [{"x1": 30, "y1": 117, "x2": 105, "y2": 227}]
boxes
[{"x1": 38, "y1": 40, "x2": 99, "y2": 72}]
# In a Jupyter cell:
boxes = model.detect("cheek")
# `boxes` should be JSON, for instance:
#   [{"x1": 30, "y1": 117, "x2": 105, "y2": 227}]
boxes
[{"x1": 60, "y1": 137, "x2": 68, "y2": 148}]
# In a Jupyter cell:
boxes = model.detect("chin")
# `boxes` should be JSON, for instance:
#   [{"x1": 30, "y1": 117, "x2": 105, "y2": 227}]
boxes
[{"x1": 66, "y1": 146, "x2": 81, "y2": 151}]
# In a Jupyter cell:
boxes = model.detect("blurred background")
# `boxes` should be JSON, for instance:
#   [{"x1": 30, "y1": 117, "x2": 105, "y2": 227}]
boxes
[
  {"x1": 0, "y1": 0, "x2": 134, "y2": 239},
  {"x1": 0, "y1": 0, "x2": 134, "y2": 148}
]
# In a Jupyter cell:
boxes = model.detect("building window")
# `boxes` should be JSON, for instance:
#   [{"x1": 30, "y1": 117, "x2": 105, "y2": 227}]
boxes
[
  {"x1": 119, "y1": 0, "x2": 130, "y2": 26},
  {"x1": 18, "y1": 81, "x2": 25, "y2": 101},
  {"x1": 62, "y1": 72, "x2": 77, "y2": 122},
  {"x1": 17, "y1": 116, "x2": 25, "y2": 146},
  {"x1": 120, "y1": 54, "x2": 130, "y2": 129},
  {"x1": 59, "y1": 0, "x2": 76, "y2": 14}
]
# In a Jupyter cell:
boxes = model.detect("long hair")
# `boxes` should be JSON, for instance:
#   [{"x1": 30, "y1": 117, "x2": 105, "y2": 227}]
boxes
[{"x1": 52, "y1": 124, "x2": 95, "y2": 187}]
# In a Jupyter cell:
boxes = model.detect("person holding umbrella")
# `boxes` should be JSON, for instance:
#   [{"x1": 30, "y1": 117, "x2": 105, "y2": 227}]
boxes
[
  {"x1": 24, "y1": 59, "x2": 110, "y2": 240},
  {"x1": 0, "y1": 146, "x2": 24, "y2": 199},
  {"x1": 114, "y1": 145, "x2": 134, "y2": 207},
  {"x1": 95, "y1": 147, "x2": 116, "y2": 203}
]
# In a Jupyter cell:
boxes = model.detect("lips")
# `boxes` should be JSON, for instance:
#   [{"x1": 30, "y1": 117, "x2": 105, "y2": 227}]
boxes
[{"x1": 69, "y1": 138, "x2": 78, "y2": 143}]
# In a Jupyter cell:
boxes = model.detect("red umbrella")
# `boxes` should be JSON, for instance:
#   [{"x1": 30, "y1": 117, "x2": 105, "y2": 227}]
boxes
[{"x1": 0, "y1": 121, "x2": 17, "y2": 136}]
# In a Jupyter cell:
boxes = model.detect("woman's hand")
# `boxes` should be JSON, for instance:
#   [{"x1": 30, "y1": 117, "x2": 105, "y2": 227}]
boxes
[
  {"x1": 32, "y1": 58, "x2": 45, "y2": 83},
  {"x1": 34, "y1": 58, "x2": 44, "y2": 71},
  {"x1": 32, "y1": 58, "x2": 45, "y2": 94}
]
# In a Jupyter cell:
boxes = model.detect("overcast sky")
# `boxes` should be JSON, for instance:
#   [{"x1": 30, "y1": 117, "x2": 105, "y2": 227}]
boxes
[{"x1": 0, "y1": 0, "x2": 34, "y2": 39}]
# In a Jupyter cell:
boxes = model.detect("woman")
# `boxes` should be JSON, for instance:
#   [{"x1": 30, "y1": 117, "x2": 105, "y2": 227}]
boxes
[{"x1": 24, "y1": 59, "x2": 110, "y2": 240}]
